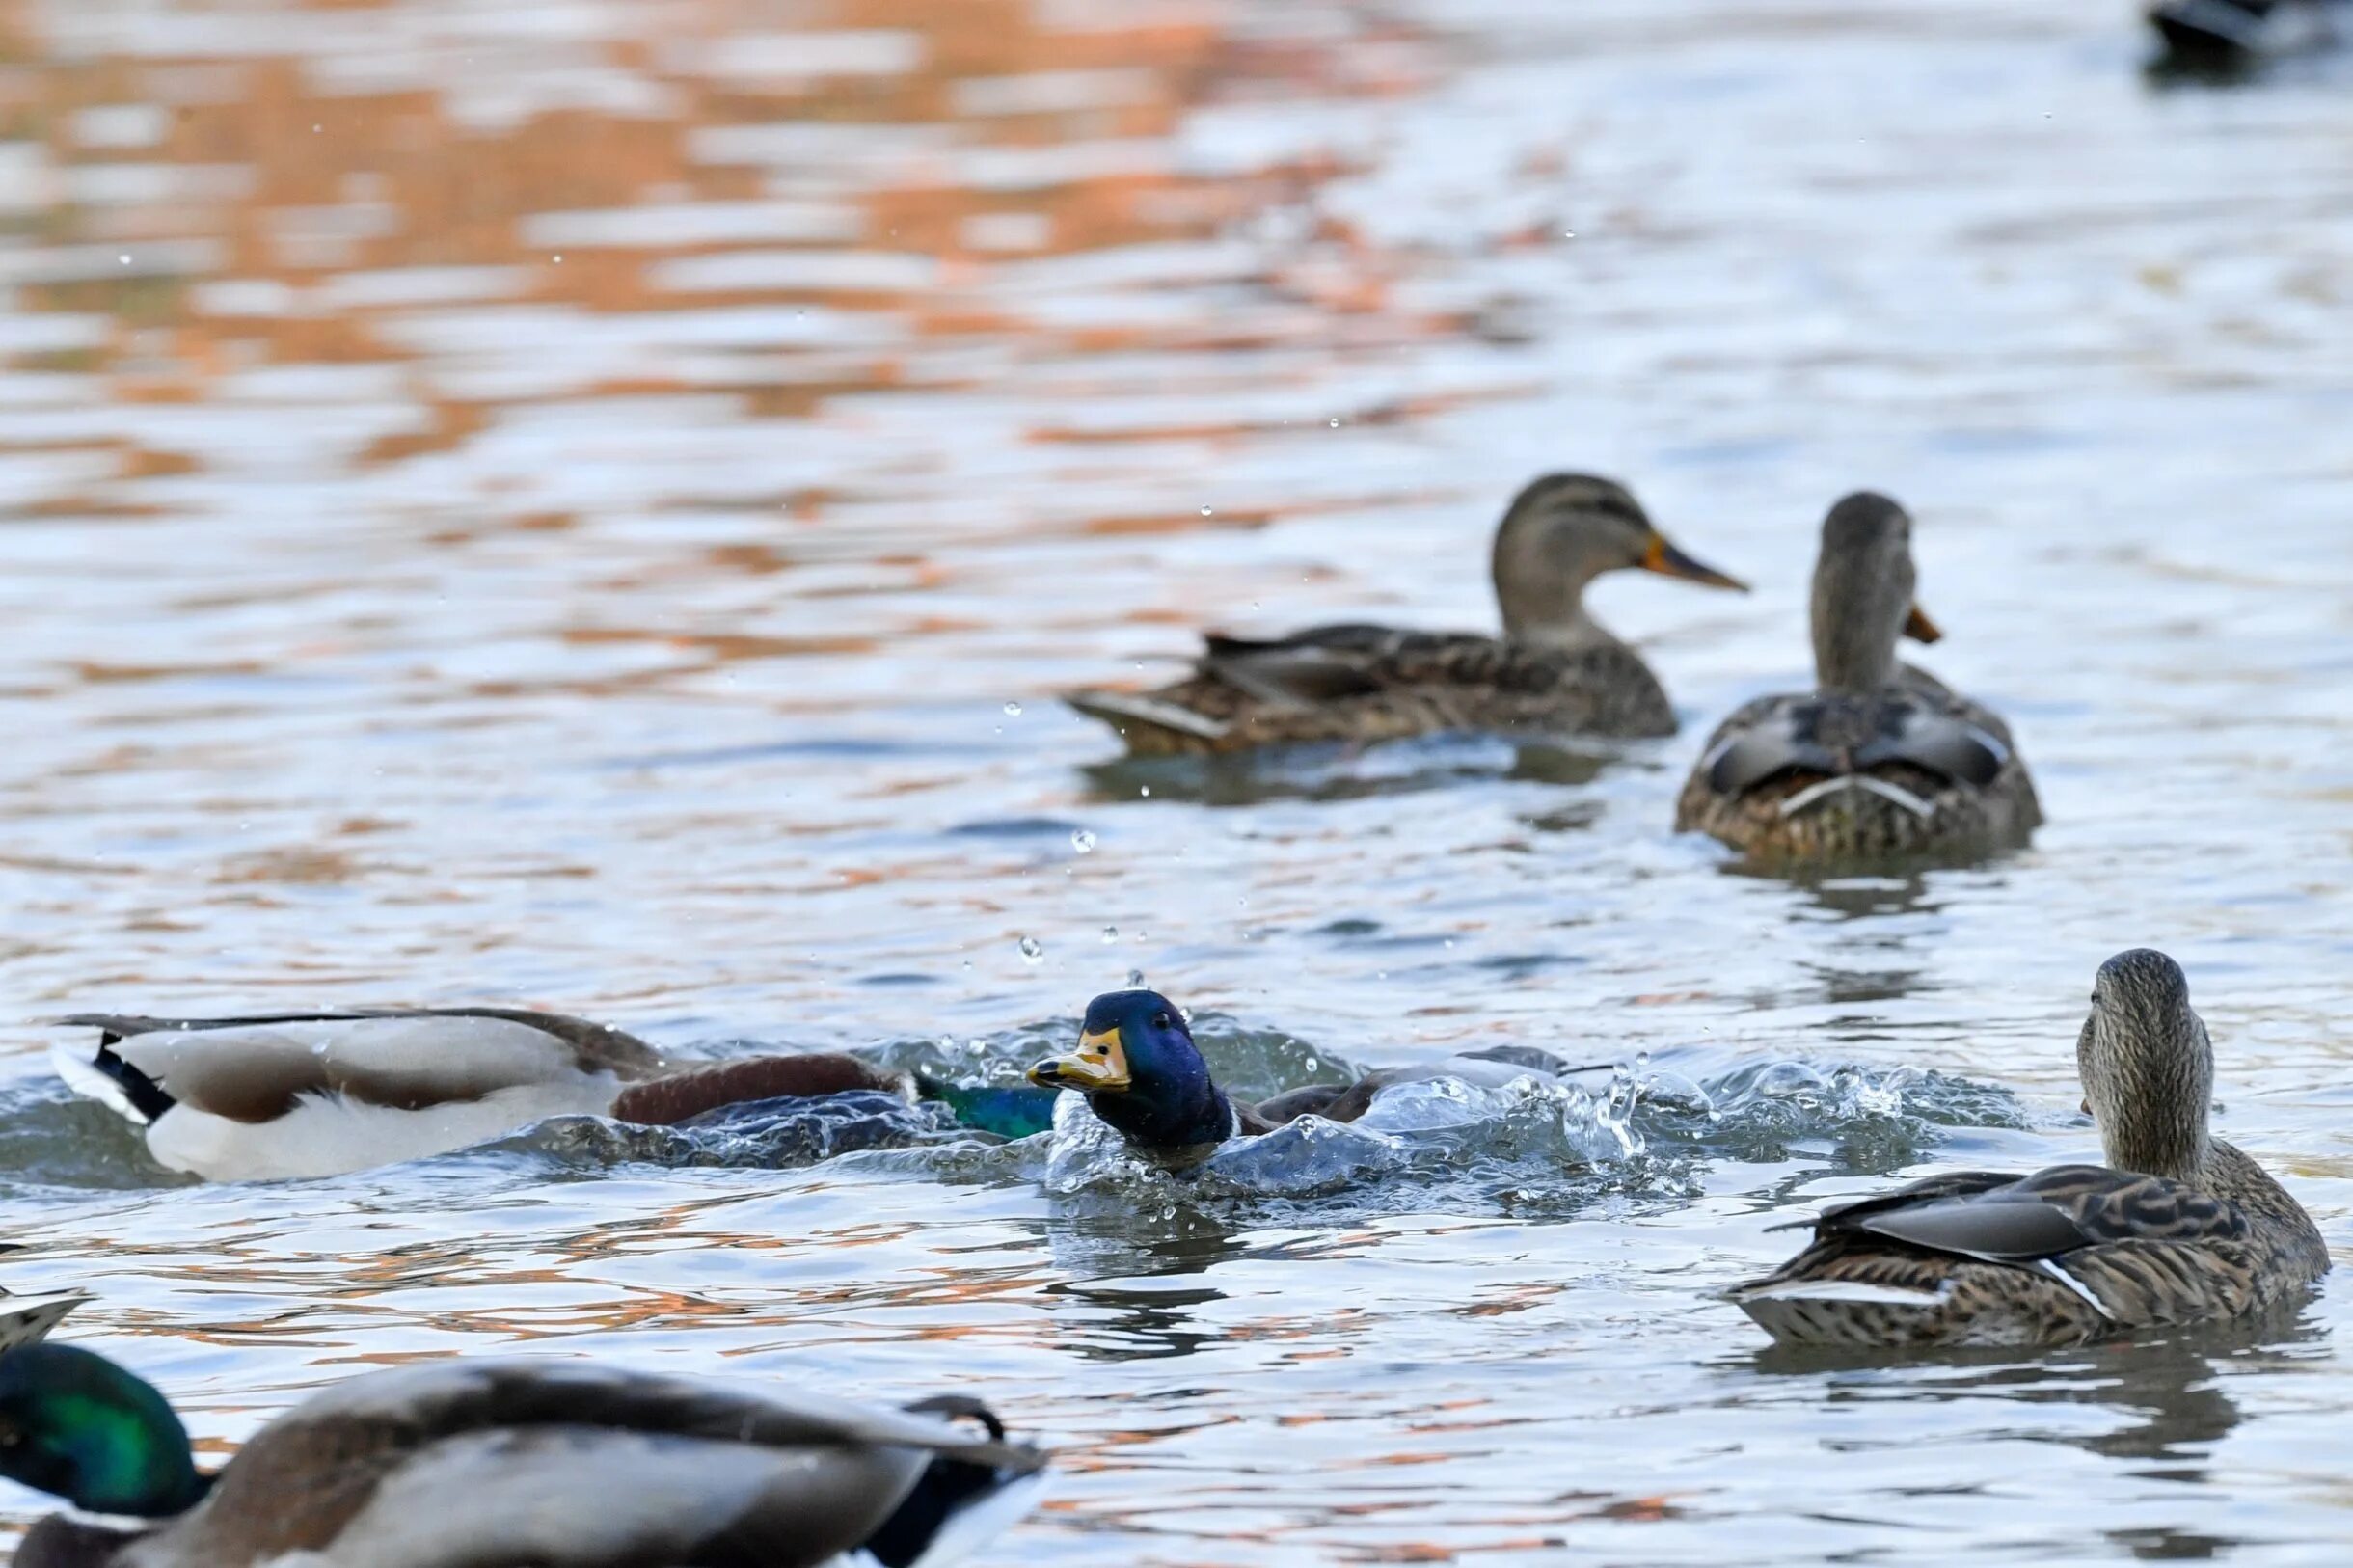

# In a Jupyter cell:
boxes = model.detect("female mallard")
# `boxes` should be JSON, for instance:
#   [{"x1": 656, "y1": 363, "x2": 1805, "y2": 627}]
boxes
[
  {"x1": 1065, "y1": 473, "x2": 1746, "y2": 755},
  {"x1": 53, "y1": 1008, "x2": 912, "y2": 1183},
  {"x1": 1731, "y1": 949, "x2": 2328, "y2": 1349},
  {"x1": 1026, "y1": 988, "x2": 1580, "y2": 1167},
  {"x1": 1674, "y1": 492, "x2": 2041, "y2": 862},
  {"x1": 0, "y1": 1344, "x2": 1045, "y2": 1567}
]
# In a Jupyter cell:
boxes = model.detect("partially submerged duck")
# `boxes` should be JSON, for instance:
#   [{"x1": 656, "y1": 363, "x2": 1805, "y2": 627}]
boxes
[
  {"x1": 2148, "y1": 0, "x2": 2345, "y2": 64},
  {"x1": 1674, "y1": 492, "x2": 2040, "y2": 862},
  {"x1": 54, "y1": 1008, "x2": 908, "y2": 1182},
  {"x1": 0, "y1": 1343, "x2": 1045, "y2": 1568},
  {"x1": 1731, "y1": 950, "x2": 2327, "y2": 1350},
  {"x1": 1026, "y1": 988, "x2": 1584, "y2": 1167},
  {"x1": 1066, "y1": 473, "x2": 1745, "y2": 755}
]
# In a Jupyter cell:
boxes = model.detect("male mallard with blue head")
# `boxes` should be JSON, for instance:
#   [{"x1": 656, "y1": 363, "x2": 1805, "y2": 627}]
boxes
[
  {"x1": 52, "y1": 1007, "x2": 962, "y2": 1182},
  {"x1": 1027, "y1": 989, "x2": 1597, "y2": 1166}
]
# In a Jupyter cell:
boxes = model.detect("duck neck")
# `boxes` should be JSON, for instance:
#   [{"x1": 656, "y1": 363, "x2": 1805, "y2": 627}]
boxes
[
  {"x1": 1500, "y1": 593, "x2": 1614, "y2": 652},
  {"x1": 2101, "y1": 1117, "x2": 2210, "y2": 1187},
  {"x1": 1090, "y1": 1079, "x2": 1237, "y2": 1156}
]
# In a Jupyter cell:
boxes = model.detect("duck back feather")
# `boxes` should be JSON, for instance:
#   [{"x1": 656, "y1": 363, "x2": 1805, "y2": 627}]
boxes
[{"x1": 116, "y1": 1359, "x2": 1044, "y2": 1568}]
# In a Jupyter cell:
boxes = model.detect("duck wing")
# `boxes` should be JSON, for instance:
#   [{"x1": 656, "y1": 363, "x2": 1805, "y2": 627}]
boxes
[
  {"x1": 1701, "y1": 690, "x2": 2010, "y2": 797},
  {"x1": 155, "y1": 1359, "x2": 1044, "y2": 1568},
  {"x1": 1199, "y1": 625, "x2": 1446, "y2": 704},
  {"x1": 56, "y1": 1012, "x2": 658, "y2": 1125},
  {"x1": 1817, "y1": 1164, "x2": 2250, "y2": 1266}
]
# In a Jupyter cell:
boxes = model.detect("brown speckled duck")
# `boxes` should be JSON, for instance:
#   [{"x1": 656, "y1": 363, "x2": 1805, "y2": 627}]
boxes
[
  {"x1": 1066, "y1": 473, "x2": 1746, "y2": 754},
  {"x1": 1731, "y1": 949, "x2": 2328, "y2": 1350},
  {"x1": 1675, "y1": 491, "x2": 2041, "y2": 862}
]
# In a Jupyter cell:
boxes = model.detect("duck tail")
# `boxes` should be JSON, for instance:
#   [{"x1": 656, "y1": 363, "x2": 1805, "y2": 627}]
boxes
[
  {"x1": 609, "y1": 1054, "x2": 905, "y2": 1126},
  {"x1": 0, "y1": 1296, "x2": 88, "y2": 1354},
  {"x1": 863, "y1": 1397, "x2": 1048, "y2": 1568},
  {"x1": 1065, "y1": 689, "x2": 1229, "y2": 744},
  {"x1": 49, "y1": 1031, "x2": 176, "y2": 1124}
]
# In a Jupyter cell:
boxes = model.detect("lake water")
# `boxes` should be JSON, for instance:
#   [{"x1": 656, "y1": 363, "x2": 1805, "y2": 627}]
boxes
[{"x1": 2, "y1": 0, "x2": 2352, "y2": 1561}]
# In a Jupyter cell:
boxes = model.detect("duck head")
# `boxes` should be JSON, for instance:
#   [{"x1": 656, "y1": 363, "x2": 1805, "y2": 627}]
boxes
[
  {"x1": 2077, "y1": 948, "x2": 2214, "y2": 1184},
  {"x1": 1809, "y1": 492, "x2": 1942, "y2": 693},
  {"x1": 1490, "y1": 473, "x2": 1745, "y2": 647},
  {"x1": 1027, "y1": 990, "x2": 1237, "y2": 1154},
  {"x1": 0, "y1": 1344, "x2": 208, "y2": 1518}
]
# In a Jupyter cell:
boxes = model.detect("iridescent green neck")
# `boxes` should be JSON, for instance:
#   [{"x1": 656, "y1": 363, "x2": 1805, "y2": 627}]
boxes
[{"x1": 0, "y1": 1345, "x2": 208, "y2": 1518}]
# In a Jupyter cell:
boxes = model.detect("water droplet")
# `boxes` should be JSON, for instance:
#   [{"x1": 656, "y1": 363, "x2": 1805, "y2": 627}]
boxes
[
  {"x1": 1636, "y1": 1050, "x2": 1651, "y2": 1069},
  {"x1": 938, "y1": 1035, "x2": 957, "y2": 1051},
  {"x1": 1018, "y1": 935, "x2": 1044, "y2": 964},
  {"x1": 1126, "y1": 968, "x2": 1146, "y2": 987},
  {"x1": 1101, "y1": 925, "x2": 1118, "y2": 943},
  {"x1": 117, "y1": 254, "x2": 130, "y2": 265},
  {"x1": 1200, "y1": 505, "x2": 1213, "y2": 517},
  {"x1": 1443, "y1": 937, "x2": 1455, "y2": 949},
  {"x1": 552, "y1": 253, "x2": 564, "y2": 263},
  {"x1": 1071, "y1": 829, "x2": 1096, "y2": 853},
  {"x1": 1178, "y1": 1006, "x2": 1193, "y2": 1024},
  {"x1": 1328, "y1": 417, "x2": 1340, "y2": 427},
  {"x1": 1561, "y1": 229, "x2": 1576, "y2": 239},
  {"x1": 1002, "y1": 700, "x2": 1022, "y2": 716},
  {"x1": 1139, "y1": 785, "x2": 1150, "y2": 798}
]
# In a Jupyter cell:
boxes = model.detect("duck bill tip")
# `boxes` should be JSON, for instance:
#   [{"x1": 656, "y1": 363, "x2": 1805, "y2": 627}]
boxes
[{"x1": 1643, "y1": 535, "x2": 1748, "y2": 593}]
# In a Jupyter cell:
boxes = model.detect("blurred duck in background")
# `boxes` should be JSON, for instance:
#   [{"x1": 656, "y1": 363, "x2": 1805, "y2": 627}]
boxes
[
  {"x1": 1066, "y1": 473, "x2": 1745, "y2": 755},
  {"x1": 1673, "y1": 492, "x2": 2039, "y2": 865},
  {"x1": 2147, "y1": 0, "x2": 2347, "y2": 64}
]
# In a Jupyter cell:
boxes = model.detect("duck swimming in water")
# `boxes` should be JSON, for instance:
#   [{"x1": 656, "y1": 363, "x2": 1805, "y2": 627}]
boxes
[
  {"x1": 0, "y1": 1343, "x2": 1045, "y2": 1568},
  {"x1": 1731, "y1": 949, "x2": 2327, "y2": 1350},
  {"x1": 1065, "y1": 473, "x2": 1746, "y2": 755},
  {"x1": 1674, "y1": 492, "x2": 2041, "y2": 863},
  {"x1": 2147, "y1": 0, "x2": 2346, "y2": 64},
  {"x1": 52, "y1": 1007, "x2": 919, "y2": 1182},
  {"x1": 1026, "y1": 988, "x2": 1585, "y2": 1167}
]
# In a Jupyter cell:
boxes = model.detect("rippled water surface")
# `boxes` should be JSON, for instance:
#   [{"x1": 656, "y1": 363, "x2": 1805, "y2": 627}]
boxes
[{"x1": 3, "y1": 0, "x2": 2353, "y2": 1561}]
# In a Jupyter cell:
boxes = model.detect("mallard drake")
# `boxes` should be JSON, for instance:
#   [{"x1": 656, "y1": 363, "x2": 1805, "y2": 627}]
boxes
[
  {"x1": 0, "y1": 1344, "x2": 1045, "y2": 1568},
  {"x1": 1065, "y1": 473, "x2": 1746, "y2": 755},
  {"x1": 2148, "y1": 0, "x2": 2344, "y2": 63},
  {"x1": 1673, "y1": 492, "x2": 2041, "y2": 862},
  {"x1": 1730, "y1": 949, "x2": 2328, "y2": 1349},
  {"x1": 1026, "y1": 988, "x2": 1582, "y2": 1167},
  {"x1": 55, "y1": 1009, "x2": 906, "y2": 1183}
]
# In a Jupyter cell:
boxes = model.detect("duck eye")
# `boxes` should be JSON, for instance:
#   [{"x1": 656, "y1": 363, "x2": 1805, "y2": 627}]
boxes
[{"x1": 1151, "y1": 1011, "x2": 1172, "y2": 1030}]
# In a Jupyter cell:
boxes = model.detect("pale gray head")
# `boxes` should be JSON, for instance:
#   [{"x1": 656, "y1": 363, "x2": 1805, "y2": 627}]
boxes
[
  {"x1": 1489, "y1": 473, "x2": 1745, "y2": 646},
  {"x1": 1809, "y1": 492, "x2": 1943, "y2": 693},
  {"x1": 2076, "y1": 948, "x2": 2213, "y2": 1182}
]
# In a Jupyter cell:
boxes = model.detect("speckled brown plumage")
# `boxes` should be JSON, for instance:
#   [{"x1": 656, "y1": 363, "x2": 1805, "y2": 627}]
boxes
[
  {"x1": 1675, "y1": 492, "x2": 2041, "y2": 863},
  {"x1": 1067, "y1": 473, "x2": 1745, "y2": 755},
  {"x1": 1732, "y1": 950, "x2": 2327, "y2": 1350}
]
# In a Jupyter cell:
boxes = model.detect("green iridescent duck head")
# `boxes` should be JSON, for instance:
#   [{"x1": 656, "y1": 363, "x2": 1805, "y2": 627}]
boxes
[
  {"x1": 1491, "y1": 473, "x2": 1746, "y2": 646},
  {"x1": 0, "y1": 1344, "x2": 208, "y2": 1518},
  {"x1": 1026, "y1": 989, "x2": 1238, "y2": 1154}
]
